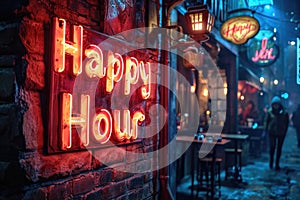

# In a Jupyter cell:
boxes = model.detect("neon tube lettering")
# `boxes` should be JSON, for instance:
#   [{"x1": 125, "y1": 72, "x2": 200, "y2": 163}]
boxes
[
  {"x1": 92, "y1": 109, "x2": 112, "y2": 144},
  {"x1": 60, "y1": 93, "x2": 90, "y2": 150},
  {"x1": 52, "y1": 18, "x2": 83, "y2": 75},
  {"x1": 124, "y1": 57, "x2": 140, "y2": 95},
  {"x1": 131, "y1": 111, "x2": 145, "y2": 140},
  {"x1": 85, "y1": 44, "x2": 105, "y2": 78},
  {"x1": 139, "y1": 61, "x2": 151, "y2": 99},
  {"x1": 252, "y1": 38, "x2": 276, "y2": 62},
  {"x1": 60, "y1": 93, "x2": 72, "y2": 150},
  {"x1": 106, "y1": 52, "x2": 124, "y2": 93},
  {"x1": 113, "y1": 110, "x2": 131, "y2": 141}
]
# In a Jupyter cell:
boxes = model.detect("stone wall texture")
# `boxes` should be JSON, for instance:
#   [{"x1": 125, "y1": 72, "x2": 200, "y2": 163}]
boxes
[{"x1": 0, "y1": 0, "x2": 160, "y2": 199}]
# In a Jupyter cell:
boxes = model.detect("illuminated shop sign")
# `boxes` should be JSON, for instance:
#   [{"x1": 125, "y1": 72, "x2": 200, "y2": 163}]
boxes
[
  {"x1": 220, "y1": 16, "x2": 260, "y2": 45},
  {"x1": 247, "y1": 37, "x2": 279, "y2": 66},
  {"x1": 48, "y1": 18, "x2": 152, "y2": 152}
]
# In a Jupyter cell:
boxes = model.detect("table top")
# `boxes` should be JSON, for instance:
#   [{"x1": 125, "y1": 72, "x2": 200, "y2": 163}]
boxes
[
  {"x1": 239, "y1": 125, "x2": 264, "y2": 130},
  {"x1": 221, "y1": 133, "x2": 249, "y2": 140},
  {"x1": 176, "y1": 135, "x2": 231, "y2": 145}
]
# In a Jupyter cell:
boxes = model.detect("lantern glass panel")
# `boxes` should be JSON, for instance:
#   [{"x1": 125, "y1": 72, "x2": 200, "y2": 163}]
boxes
[
  {"x1": 185, "y1": 5, "x2": 215, "y2": 36},
  {"x1": 190, "y1": 13, "x2": 204, "y2": 31}
]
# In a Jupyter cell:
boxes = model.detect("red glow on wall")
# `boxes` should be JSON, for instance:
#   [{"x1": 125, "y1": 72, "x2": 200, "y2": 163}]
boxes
[{"x1": 48, "y1": 18, "x2": 153, "y2": 152}]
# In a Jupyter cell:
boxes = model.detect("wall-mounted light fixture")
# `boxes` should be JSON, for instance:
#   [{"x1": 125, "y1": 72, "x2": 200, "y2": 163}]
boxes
[{"x1": 185, "y1": 5, "x2": 215, "y2": 42}]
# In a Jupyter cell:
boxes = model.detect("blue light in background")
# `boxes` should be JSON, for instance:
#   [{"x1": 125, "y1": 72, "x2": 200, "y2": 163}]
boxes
[
  {"x1": 265, "y1": 5, "x2": 271, "y2": 10},
  {"x1": 281, "y1": 92, "x2": 289, "y2": 99}
]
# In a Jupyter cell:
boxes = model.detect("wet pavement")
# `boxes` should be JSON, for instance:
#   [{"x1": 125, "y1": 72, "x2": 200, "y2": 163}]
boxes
[{"x1": 177, "y1": 126, "x2": 300, "y2": 199}]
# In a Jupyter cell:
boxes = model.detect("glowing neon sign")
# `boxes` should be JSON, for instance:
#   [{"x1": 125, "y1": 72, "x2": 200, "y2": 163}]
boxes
[
  {"x1": 252, "y1": 38, "x2": 275, "y2": 62},
  {"x1": 247, "y1": 37, "x2": 279, "y2": 66},
  {"x1": 220, "y1": 16, "x2": 260, "y2": 45},
  {"x1": 48, "y1": 18, "x2": 152, "y2": 152}
]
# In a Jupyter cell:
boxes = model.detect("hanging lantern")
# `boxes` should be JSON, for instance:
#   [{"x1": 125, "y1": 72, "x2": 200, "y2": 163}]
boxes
[{"x1": 185, "y1": 5, "x2": 215, "y2": 40}]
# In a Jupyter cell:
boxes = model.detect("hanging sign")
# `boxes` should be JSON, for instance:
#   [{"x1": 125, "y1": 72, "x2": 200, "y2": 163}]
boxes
[
  {"x1": 48, "y1": 18, "x2": 153, "y2": 153},
  {"x1": 220, "y1": 16, "x2": 260, "y2": 45},
  {"x1": 247, "y1": 37, "x2": 279, "y2": 66}
]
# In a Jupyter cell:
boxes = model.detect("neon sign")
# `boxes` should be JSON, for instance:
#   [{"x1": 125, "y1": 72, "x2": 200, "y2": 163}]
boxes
[
  {"x1": 48, "y1": 18, "x2": 152, "y2": 152},
  {"x1": 252, "y1": 38, "x2": 275, "y2": 62},
  {"x1": 247, "y1": 37, "x2": 279, "y2": 66},
  {"x1": 220, "y1": 16, "x2": 260, "y2": 45}
]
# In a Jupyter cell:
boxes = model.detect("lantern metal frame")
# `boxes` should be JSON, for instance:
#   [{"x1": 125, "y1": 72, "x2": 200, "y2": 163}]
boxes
[{"x1": 185, "y1": 5, "x2": 215, "y2": 41}]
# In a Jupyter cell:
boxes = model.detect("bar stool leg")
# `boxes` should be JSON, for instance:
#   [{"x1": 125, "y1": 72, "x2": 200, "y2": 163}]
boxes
[{"x1": 217, "y1": 162, "x2": 221, "y2": 198}]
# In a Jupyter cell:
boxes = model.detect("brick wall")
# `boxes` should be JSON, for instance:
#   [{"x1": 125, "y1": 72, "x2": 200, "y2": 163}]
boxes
[{"x1": 0, "y1": 0, "x2": 160, "y2": 199}]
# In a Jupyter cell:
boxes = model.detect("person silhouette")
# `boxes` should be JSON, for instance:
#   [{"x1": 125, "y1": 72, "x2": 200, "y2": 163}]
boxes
[{"x1": 264, "y1": 96, "x2": 289, "y2": 170}]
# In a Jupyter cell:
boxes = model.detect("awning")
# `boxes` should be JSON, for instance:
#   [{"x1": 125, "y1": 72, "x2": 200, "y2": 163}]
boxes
[{"x1": 238, "y1": 66, "x2": 261, "y2": 94}]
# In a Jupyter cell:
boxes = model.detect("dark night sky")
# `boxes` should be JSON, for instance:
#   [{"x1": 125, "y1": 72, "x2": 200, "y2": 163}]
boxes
[{"x1": 265, "y1": 0, "x2": 299, "y2": 42}]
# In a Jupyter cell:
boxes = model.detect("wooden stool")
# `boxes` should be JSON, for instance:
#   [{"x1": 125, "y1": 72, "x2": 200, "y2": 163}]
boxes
[
  {"x1": 197, "y1": 157, "x2": 222, "y2": 199},
  {"x1": 224, "y1": 148, "x2": 242, "y2": 180}
]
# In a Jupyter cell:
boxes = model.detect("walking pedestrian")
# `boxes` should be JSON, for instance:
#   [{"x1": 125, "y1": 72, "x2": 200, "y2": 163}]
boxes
[
  {"x1": 291, "y1": 104, "x2": 300, "y2": 148},
  {"x1": 264, "y1": 96, "x2": 289, "y2": 170}
]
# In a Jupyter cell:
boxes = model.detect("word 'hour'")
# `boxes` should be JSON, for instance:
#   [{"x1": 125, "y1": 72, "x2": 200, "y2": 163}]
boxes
[{"x1": 52, "y1": 18, "x2": 151, "y2": 150}]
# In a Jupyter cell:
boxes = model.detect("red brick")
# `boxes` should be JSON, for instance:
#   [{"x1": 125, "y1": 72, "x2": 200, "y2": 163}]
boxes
[
  {"x1": 94, "y1": 169, "x2": 112, "y2": 187},
  {"x1": 126, "y1": 143, "x2": 143, "y2": 151},
  {"x1": 142, "y1": 182, "x2": 154, "y2": 199},
  {"x1": 20, "y1": 20, "x2": 45, "y2": 55},
  {"x1": 143, "y1": 172, "x2": 153, "y2": 183},
  {"x1": 50, "y1": 0, "x2": 67, "y2": 7},
  {"x1": 136, "y1": 188, "x2": 144, "y2": 200},
  {"x1": 136, "y1": 159, "x2": 152, "y2": 173},
  {"x1": 126, "y1": 148, "x2": 144, "y2": 163},
  {"x1": 48, "y1": 180, "x2": 72, "y2": 200},
  {"x1": 143, "y1": 146, "x2": 154, "y2": 159},
  {"x1": 23, "y1": 54, "x2": 45, "y2": 90},
  {"x1": 73, "y1": 173, "x2": 94, "y2": 195},
  {"x1": 21, "y1": 90, "x2": 43, "y2": 150},
  {"x1": 86, "y1": 0, "x2": 99, "y2": 6},
  {"x1": 108, "y1": 181, "x2": 127, "y2": 199},
  {"x1": 126, "y1": 143, "x2": 145, "y2": 163},
  {"x1": 85, "y1": 188, "x2": 102, "y2": 200},
  {"x1": 96, "y1": 185, "x2": 110, "y2": 200},
  {"x1": 126, "y1": 175, "x2": 144, "y2": 190},
  {"x1": 78, "y1": 1, "x2": 90, "y2": 17},
  {"x1": 53, "y1": 5, "x2": 79, "y2": 21},
  {"x1": 93, "y1": 147, "x2": 126, "y2": 167},
  {"x1": 70, "y1": 195, "x2": 85, "y2": 200},
  {"x1": 19, "y1": 151, "x2": 92, "y2": 182},
  {"x1": 89, "y1": 6, "x2": 100, "y2": 22},
  {"x1": 112, "y1": 169, "x2": 133, "y2": 182},
  {"x1": 20, "y1": 1, "x2": 51, "y2": 23},
  {"x1": 116, "y1": 191, "x2": 137, "y2": 200}
]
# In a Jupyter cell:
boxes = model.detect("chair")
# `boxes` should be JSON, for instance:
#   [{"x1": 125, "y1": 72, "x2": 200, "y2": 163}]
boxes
[
  {"x1": 224, "y1": 148, "x2": 242, "y2": 180},
  {"x1": 197, "y1": 154, "x2": 222, "y2": 199}
]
